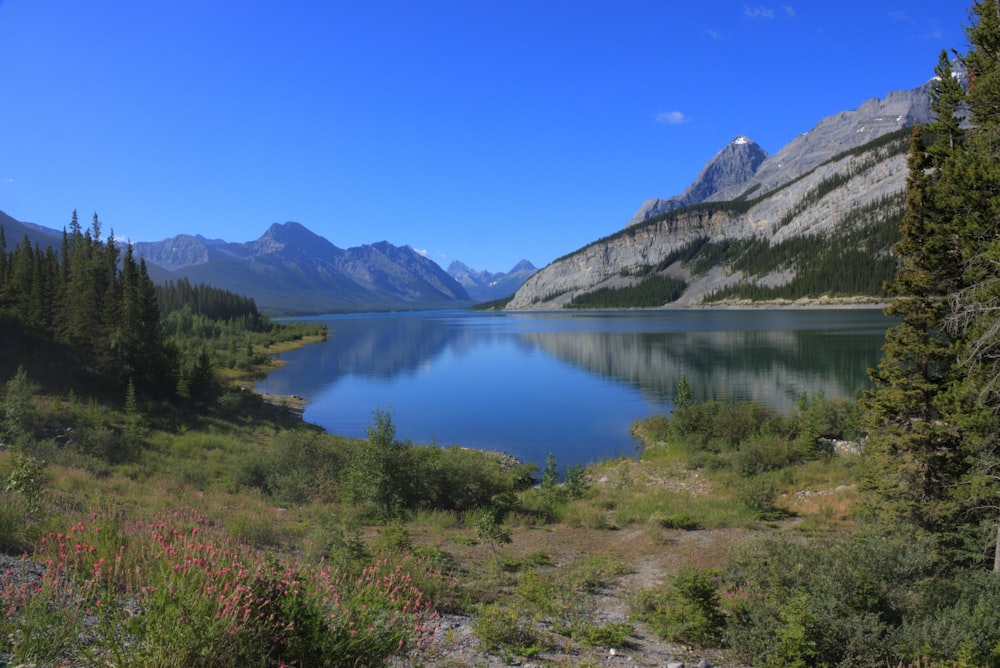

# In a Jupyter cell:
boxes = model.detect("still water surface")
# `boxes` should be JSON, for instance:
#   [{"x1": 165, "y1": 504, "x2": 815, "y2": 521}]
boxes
[{"x1": 256, "y1": 309, "x2": 892, "y2": 471}]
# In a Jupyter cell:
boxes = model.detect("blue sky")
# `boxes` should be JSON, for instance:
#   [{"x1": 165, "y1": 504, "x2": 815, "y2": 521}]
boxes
[{"x1": 0, "y1": 1, "x2": 971, "y2": 273}]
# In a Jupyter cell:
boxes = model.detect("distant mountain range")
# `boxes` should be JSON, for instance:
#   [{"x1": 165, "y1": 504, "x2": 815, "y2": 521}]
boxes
[
  {"x1": 0, "y1": 211, "x2": 535, "y2": 314},
  {"x1": 446, "y1": 259, "x2": 537, "y2": 303},
  {"x1": 507, "y1": 67, "x2": 950, "y2": 309},
  {"x1": 132, "y1": 222, "x2": 474, "y2": 314},
  {"x1": 0, "y1": 210, "x2": 62, "y2": 251}
]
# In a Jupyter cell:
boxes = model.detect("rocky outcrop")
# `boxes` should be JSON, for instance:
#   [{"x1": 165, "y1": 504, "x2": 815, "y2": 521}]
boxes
[
  {"x1": 710, "y1": 84, "x2": 934, "y2": 204},
  {"x1": 509, "y1": 69, "x2": 937, "y2": 312}
]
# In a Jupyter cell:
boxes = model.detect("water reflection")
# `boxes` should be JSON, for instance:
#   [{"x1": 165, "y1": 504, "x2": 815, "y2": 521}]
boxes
[
  {"x1": 258, "y1": 309, "x2": 891, "y2": 467},
  {"x1": 522, "y1": 325, "x2": 882, "y2": 413}
]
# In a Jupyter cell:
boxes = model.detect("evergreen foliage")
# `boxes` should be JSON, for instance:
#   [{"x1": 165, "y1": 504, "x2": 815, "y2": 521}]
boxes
[
  {"x1": 0, "y1": 212, "x2": 175, "y2": 393},
  {"x1": 156, "y1": 277, "x2": 261, "y2": 323},
  {"x1": 864, "y1": 4, "x2": 1000, "y2": 569},
  {"x1": 703, "y1": 202, "x2": 902, "y2": 301},
  {"x1": 469, "y1": 294, "x2": 515, "y2": 311},
  {"x1": 566, "y1": 274, "x2": 686, "y2": 309}
]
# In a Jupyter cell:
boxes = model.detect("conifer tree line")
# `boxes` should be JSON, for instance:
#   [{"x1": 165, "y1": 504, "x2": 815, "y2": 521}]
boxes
[
  {"x1": 0, "y1": 211, "x2": 303, "y2": 401},
  {"x1": 0, "y1": 211, "x2": 173, "y2": 392},
  {"x1": 864, "y1": 0, "x2": 1000, "y2": 570},
  {"x1": 155, "y1": 277, "x2": 261, "y2": 325}
]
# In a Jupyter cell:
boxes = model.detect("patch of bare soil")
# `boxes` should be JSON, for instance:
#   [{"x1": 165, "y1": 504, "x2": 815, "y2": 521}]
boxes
[{"x1": 401, "y1": 517, "x2": 756, "y2": 667}]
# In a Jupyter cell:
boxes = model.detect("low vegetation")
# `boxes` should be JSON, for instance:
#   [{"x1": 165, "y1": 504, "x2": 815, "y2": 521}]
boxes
[{"x1": 2, "y1": 339, "x2": 997, "y2": 666}]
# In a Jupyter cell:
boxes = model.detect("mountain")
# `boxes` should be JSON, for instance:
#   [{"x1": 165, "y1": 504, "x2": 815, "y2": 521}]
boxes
[
  {"x1": 136, "y1": 222, "x2": 472, "y2": 314},
  {"x1": 0, "y1": 211, "x2": 472, "y2": 314},
  {"x1": 508, "y1": 74, "x2": 942, "y2": 310},
  {"x1": 627, "y1": 136, "x2": 768, "y2": 226},
  {"x1": 447, "y1": 259, "x2": 537, "y2": 302},
  {"x1": 0, "y1": 210, "x2": 62, "y2": 251}
]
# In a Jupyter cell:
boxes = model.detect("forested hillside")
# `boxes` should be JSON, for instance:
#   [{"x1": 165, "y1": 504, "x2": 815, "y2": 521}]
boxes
[{"x1": 0, "y1": 211, "x2": 324, "y2": 402}]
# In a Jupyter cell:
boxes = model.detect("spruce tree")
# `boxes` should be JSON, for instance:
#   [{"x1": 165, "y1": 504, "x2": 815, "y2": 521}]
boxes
[
  {"x1": 863, "y1": 123, "x2": 964, "y2": 538},
  {"x1": 939, "y1": 0, "x2": 1000, "y2": 570},
  {"x1": 868, "y1": 0, "x2": 1000, "y2": 568}
]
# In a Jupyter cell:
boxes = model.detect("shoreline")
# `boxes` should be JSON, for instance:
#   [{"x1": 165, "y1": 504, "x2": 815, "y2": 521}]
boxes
[{"x1": 680, "y1": 297, "x2": 889, "y2": 310}]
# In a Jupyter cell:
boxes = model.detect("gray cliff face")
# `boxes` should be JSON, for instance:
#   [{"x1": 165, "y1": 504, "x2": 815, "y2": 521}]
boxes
[
  {"x1": 627, "y1": 136, "x2": 768, "y2": 226},
  {"x1": 508, "y1": 128, "x2": 909, "y2": 310}
]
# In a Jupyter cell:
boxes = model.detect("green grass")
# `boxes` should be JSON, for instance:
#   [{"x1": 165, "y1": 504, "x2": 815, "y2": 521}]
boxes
[{"x1": 0, "y1": 367, "x2": 876, "y2": 666}]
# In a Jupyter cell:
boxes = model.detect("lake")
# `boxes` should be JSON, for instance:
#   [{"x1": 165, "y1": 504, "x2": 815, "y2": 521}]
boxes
[{"x1": 256, "y1": 309, "x2": 892, "y2": 472}]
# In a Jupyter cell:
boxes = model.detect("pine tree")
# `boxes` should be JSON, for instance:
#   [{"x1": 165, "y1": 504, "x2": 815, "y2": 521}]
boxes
[
  {"x1": 863, "y1": 123, "x2": 965, "y2": 538},
  {"x1": 867, "y1": 0, "x2": 1000, "y2": 569},
  {"x1": 938, "y1": 0, "x2": 1000, "y2": 570}
]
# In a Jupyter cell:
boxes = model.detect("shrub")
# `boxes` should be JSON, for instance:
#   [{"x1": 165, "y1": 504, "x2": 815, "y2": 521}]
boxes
[
  {"x1": 633, "y1": 568, "x2": 725, "y2": 647},
  {"x1": 576, "y1": 621, "x2": 636, "y2": 649},
  {"x1": 2, "y1": 366, "x2": 35, "y2": 443},
  {"x1": 733, "y1": 432, "x2": 805, "y2": 476},
  {"x1": 565, "y1": 556, "x2": 629, "y2": 593},
  {"x1": 734, "y1": 475, "x2": 784, "y2": 519},
  {"x1": 670, "y1": 400, "x2": 778, "y2": 454},
  {"x1": 473, "y1": 603, "x2": 546, "y2": 658},
  {"x1": 896, "y1": 568, "x2": 1000, "y2": 666},
  {"x1": 409, "y1": 445, "x2": 524, "y2": 512},
  {"x1": 653, "y1": 513, "x2": 701, "y2": 531},
  {"x1": 721, "y1": 531, "x2": 936, "y2": 667}
]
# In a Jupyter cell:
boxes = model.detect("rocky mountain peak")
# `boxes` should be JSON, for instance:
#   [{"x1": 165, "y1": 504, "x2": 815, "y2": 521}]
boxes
[
  {"x1": 626, "y1": 135, "x2": 768, "y2": 226},
  {"x1": 685, "y1": 136, "x2": 768, "y2": 202},
  {"x1": 446, "y1": 258, "x2": 538, "y2": 302},
  {"x1": 251, "y1": 222, "x2": 343, "y2": 259}
]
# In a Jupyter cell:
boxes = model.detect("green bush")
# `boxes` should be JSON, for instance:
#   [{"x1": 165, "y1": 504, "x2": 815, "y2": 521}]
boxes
[
  {"x1": 472, "y1": 604, "x2": 546, "y2": 658},
  {"x1": 633, "y1": 568, "x2": 725, "y2": 647},
  {"x1": 896, "y1": 569, "x2": 1000, "y2": 666},
  {"x1": 576, "y1": 621, "x2": 636, "y2": 649},
  {"x1": 409, "y1": 445, "x2": 525, "y2": 512},
  {"x1": 670, "y1": 400, "x2": 779, "y2": 454},
  {"x1": 734, "y1": 475, "x2": 784, "y2": 519},
  {"x1": 721, "y1": 531, "x2": 936, "y2": 667},
  {"x1": 733, "y1": 432, "x2": 805, "y2": 476},
  {"x1": 653, "y1": 513, "x2": 701, "y2": 531}
]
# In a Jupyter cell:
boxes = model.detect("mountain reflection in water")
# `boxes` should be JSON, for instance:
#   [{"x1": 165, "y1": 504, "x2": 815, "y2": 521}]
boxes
[{"x1": 257, "y1": 309, "x2": 890, "y2": 470}]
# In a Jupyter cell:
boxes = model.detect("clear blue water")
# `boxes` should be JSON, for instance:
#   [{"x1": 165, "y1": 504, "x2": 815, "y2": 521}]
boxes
[{"x1": 256, "y1": 309, "x2": 892, "y2": 471}]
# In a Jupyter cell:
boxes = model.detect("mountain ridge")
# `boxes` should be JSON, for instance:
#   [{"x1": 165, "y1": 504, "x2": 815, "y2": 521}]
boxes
[
  {"x1": 507, "y1": 72, "x2": 938, "y2": 310},
  {"x1": 446, "y1": 259, "x2": 538, "y2": 302},
  {"x1": 134, "y1": 222, "x2": 472, "y2": 314},
  {"x1": 0, "y1": 210, "x2": 538, "y2": 314}
]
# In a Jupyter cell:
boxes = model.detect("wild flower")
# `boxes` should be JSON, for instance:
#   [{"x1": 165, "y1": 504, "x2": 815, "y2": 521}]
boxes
[{"x1": 1, "y1": 507, "x2": 437, "y2": 667}]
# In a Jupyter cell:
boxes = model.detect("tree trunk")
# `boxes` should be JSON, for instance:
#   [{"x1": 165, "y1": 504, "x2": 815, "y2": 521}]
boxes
[{"x1": 994, "y1": 518, "x2": 1000, "y2": 573}]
